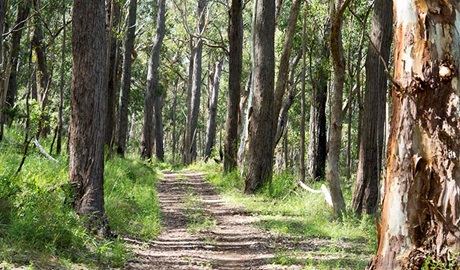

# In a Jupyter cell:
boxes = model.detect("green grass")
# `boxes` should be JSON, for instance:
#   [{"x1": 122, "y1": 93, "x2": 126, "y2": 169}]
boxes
[
  {"x1": 196, "y1": 162, "x2": 377, "y2": 269},
  {"x1": 0, "y1": 128, "x2": 161, "y2": 269}
]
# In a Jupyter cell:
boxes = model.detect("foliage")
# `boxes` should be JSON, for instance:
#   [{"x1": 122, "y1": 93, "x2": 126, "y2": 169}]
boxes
[{"x1": 0, "y1": 129, "x2": 160, "y2": 269}]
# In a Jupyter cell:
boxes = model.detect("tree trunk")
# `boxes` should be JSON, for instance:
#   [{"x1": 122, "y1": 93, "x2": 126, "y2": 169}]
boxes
[
  {"x1": 326, "y1": 0, "x2": 349, "y2": 217},
  {"x1": 6, "y1": 1, "x2": 29, "y2": 113},
  {"x1": 140, "y1": 0, "x2": 166, "y2": 160},
  {"x1": 299, "y1": 2, "x2": 307, "y2": 183},
  {"x1": 56, "y1": 1, "x2": 67, "y2": 155},
  {"x1": 223, "y1": 0, "x2": 243, "y2": 173},
  {"x1": 0, "y1": 0, "x2": 7, "y2": 141},
  {"x1": 272, "y1": 0, "x2": 301, "y2": 148},
  {"x1": 184, "y1": 0, "x2": 207, "y2": 164},
  {"x1": 105, "y1": 0, "x2": 121, "y2": 148},
  {"x1": 352, "y1": 0, "x2": 392, "y2": 216},
  {"x1": 244, "y1": 0, "x2": 275, "y2": 193},
  {"x1": 171, "y1": 80, "x2": 179, "y2": 163},
  {"x1": 371, "y1": 2, "x2": 460, "y2": 268},
  {"x1": 205, "y1": 60, "x2": 223, "y2": 161},
  {"x1": 307, "y1": 19, "x2": 329, "y2": 181},
  {"x1": 32, "y1": 0, "x2": 50, "y2": 110},
  {"x1": 117, "y1": 0, "x2": 137, "y2": 156},
  {"x1": 69, "y1": 0, "x2": 108, "y2": 235}
]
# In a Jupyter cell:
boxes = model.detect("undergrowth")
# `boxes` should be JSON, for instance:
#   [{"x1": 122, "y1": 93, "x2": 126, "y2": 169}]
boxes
[
  {"x1": 194, "y1": 161, "x2": 377, "y2": 269},
  {"x1": 0, "y1": 128, "x2": 160, "y2": 269}
]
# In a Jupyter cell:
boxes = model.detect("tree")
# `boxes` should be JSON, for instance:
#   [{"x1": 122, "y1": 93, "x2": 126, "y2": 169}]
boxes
[
  {"x1": 244, "y1": 0, "x2": 275, "y2": 193},
  {"x1": 69, "y1": 0, "x2": 108, "y2": 235},
  {"x1": 6, "y1": 1, "x2": 30, "y2": 113},
  {"x1": 223, "y1": 0, "x2": 243, "y2": 173},
  {"x1": 31, "y1": 0, "x2": 51, "y2": 112},
  {"x1": 204, "y1": 59, "x2": 223, "y2": 161},
  {"x1": 307, "y1": 19, "x2": 329, "y2": 181},
  {"x1": 371, "y1": 2, "x2": 460, "y2": 268},
  {"x1": 117, "y1": 0, "x2": 138, "y2": 156},
  {"x1": 299, "y1": 2, "x2": 307, "y2": 183},
  {"x1": 326, "y1": 0, "x2": 349, "y2": 216},
  {"x1": 140, "y1": 0, "x2": 166, "y2": 160},
  {"x1": 105, "y1": 0, "x2": 122, "y2": 148},
  {"x1": 184, "y1": 0, "x2": 207, "y2": 164},
  {"x1": 0, "y1": 0, "x2": 7, "y2": 141},
  {"x1": 352, "y1": 0, "x2": 392, "y2": 216},
  {"x1": 272, "y1": 0, "x2": 301, "y2": 148}
]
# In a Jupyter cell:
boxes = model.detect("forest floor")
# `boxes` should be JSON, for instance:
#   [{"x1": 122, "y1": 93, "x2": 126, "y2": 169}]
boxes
[{"x1": 123, "y1": 170, "x2": 372, "y2": 269}]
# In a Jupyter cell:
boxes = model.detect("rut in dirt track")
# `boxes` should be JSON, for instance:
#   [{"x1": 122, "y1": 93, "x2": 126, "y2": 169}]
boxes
[{"x1": 124, "y1": 170, "x2": 285, "y2": 270}]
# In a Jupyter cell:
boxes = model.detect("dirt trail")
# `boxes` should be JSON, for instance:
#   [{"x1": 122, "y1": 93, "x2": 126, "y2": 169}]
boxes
[{"x1": 124, "y1": 171, "x2": 294, "y2": 269}]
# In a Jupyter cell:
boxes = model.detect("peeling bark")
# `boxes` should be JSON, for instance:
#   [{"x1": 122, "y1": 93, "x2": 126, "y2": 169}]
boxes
[{"x1": 371, "y1": 1, "x2": 460, "y2": 269}]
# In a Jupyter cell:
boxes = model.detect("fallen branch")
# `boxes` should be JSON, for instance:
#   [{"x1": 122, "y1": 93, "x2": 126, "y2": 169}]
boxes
[
  {"x1": 298, "y1": 181, "x2": 333, "y2": 207},
  {"x1": 34, "y1": 137, "x2": 58, "y2": 163}
]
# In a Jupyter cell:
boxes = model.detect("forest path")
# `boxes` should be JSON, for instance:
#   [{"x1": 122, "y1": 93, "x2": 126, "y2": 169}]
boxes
[{"x1": 124, "y1": 170, "x2": 298, "y2": 269}]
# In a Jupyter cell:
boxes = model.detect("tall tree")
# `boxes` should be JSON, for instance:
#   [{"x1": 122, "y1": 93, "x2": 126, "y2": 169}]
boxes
[
  {"x1": 299, "y1": 2, "x2": 307, "y2": 183},
  {"x1": 69, "y1": 0, "x2": 108, "y2": 235},
  {"x1": 140, "y1": 0, "x2": 166, "y2": 160},
  {"x1": 0, "y1": 0, "x2": 7, "y2": 141},
  {"x1": 32, "y1": 0, "x2": 50, "y2": 111},
  {"x1": 244, "y1": 0, "x2": 275, "y2": 193},
  {"x1": 272, "y1": 0, "x2": 301, "y2": 148},
  {"x1": 223, "y1": 0, "x2": 243, "y2": 173},
  {"x1": 204, "y1": 59, "x2": 223, "y2": 161},
  {"x1": 6, "y1": 1, "x2": 30, "y2": 113},
  {"x1": 352, "y1": 0, "x2": 392, "y2": 216},
  {"x1": 371, "y1": 2, "x2": 460, "y2": 268},
  {"x1": 117, "y1": 0, "x2": 138, "y2": 156},
  {"x1": 307, "y1": 19, "x2": 329, "y2": 180},
  {"x1": 184, "y1": 0, "x2": 207, "y2": 164},
  {"x1": 326, "y1": 0, "x2": 349, "y2": 216},
  {"x1": 105, "y1": 0, "x2": 121, "y2": 148}
]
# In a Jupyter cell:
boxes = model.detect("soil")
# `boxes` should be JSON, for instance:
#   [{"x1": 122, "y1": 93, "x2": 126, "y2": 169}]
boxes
[{"x1": 124, "y1": 171, "x2": 370, "y2": 269}]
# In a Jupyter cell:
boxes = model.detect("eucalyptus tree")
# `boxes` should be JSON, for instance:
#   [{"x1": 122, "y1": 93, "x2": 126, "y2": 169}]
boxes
[
  {"x1": 6, "y1": 1, "x2": 29, "y2": 113},
  {"x1": 204, "y1": 59, "x2": 223, "y2": 161},
  {"x1": 326, "y1": 0, "x2": 349, "y2": 216},
  {"x1": 223, "y1": 0, "x2": 243, "y2": 173},
  {"x1": 0, "y1": 0, "x2": 7, "y2": 141},
  {"x1": 117, "y1": 0, "x2": 138, "y2": 156},
  {"x1": 31, "y1": 0, "x2": 50, "y2": 112},
  {"x1": 69, "y1": 0, "x2": 108, "y2": 235},
  {"x1": 371, "y1": 2, "x2": 460, "y2": 268},
  {"x1": 244, "y1": 0, "x2": 275, "y2": 193},
  {"x1": 140, "y1": 0, "x2": 166, "y2": 160},
  {"x1": 105, "y1": 0, "x2": 122, "y2": 148},
  {"x1": 184, "y1": 0, "x2": 208, "y2": 164},
  {"x1": 352, "y1": 0, "x2": 392, "y2": 216}
]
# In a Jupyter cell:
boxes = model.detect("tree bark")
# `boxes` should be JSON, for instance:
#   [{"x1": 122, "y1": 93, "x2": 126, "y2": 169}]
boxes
[
  {"x1": 223, "y1": 0, "x2": 243, "y2": 173},
  {"x1": 140, "y1": 0, "x2": 166, "y2": 160},
  {"x1": 105, "y1": 0, "x2": 121, "y2": 148},
  {"x1": 117, "y1": 0, "x2": 138, "y2": 156},
  {"x1": 56, "y1": 1, "x2": 67, "y2": 155},
  {"x1": 6, "y1": 1, "x2": 29, "y2": 113},
  {"x1": 326, "y1": 0, "x2": 349, "y2": 217},
  {"x1": 352, "y1": 0, "x2": 392, "y2": 216},
  {"x1": 0, "y1": 0, "x2": 7, "y2": 141},
  {"x1": 184, "y1": 0, "x2": 207, "y2": 164},
  {"x1": 307, "y1": 19, "x2": 329, "y2": 181},
  {"x1": 371, "y1": 2, "x2": 460, "y2": 268},
  {"x1": 205, "y1": 60, "x2": 223, "y2": 161},
  {"x1": 32, "y1": 0, "x2": 50, "y2": 111},
  {"x1": 69, "y1": 0, "x2": 108, "y2": 235},
  {"x1": 272, "y1": 0, "x2": 301, "y2": 148},
  {"x1": 244, "y1": 0, "x2": 275, "y2": 193},
  {"x1": 299, "y1": 2, "x2": 307, "y2": 183}
]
